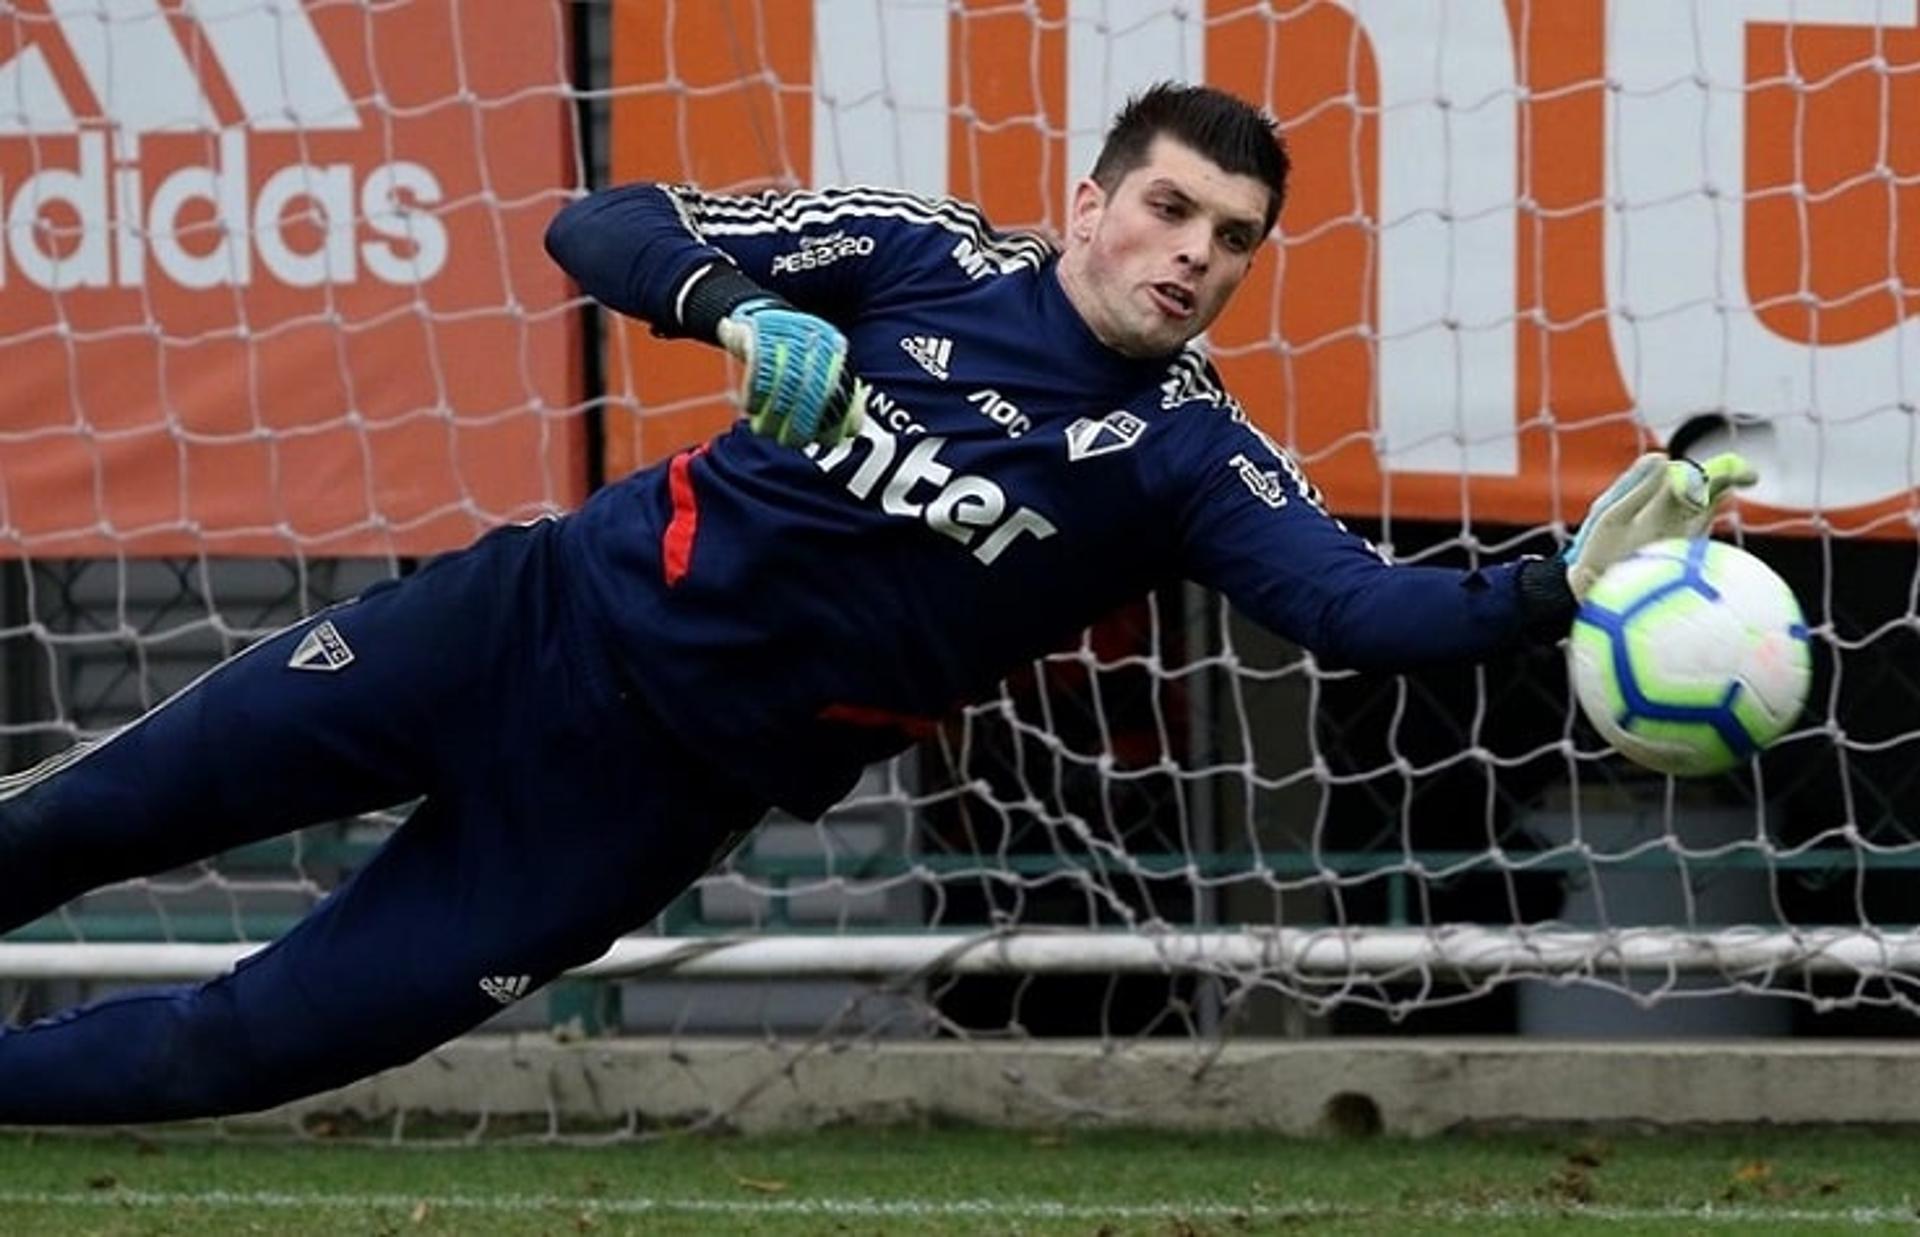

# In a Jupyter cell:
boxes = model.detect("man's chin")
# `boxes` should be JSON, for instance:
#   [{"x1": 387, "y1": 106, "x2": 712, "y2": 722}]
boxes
[
  {"x1": 1154, "y1": 325, "x2": 1202, "y2": 355},
  {"x1": 1125, "y1": 320, "x2": 1195, "y2": 357}
]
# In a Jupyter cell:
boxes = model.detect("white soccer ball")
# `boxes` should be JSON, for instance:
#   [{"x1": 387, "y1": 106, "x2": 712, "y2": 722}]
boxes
[{"x1": 1568, "y1": 538, "x2": 1812, "y2": 777}]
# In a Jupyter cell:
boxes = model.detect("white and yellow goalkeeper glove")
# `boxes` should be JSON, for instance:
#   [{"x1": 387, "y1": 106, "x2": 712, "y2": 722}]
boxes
[
  {"x1": 716, "y1": 300, "x2": 868, "y2": 449},
  {"x1": 1564, "y1": 451, "x2": 1758, "y2": 598}
]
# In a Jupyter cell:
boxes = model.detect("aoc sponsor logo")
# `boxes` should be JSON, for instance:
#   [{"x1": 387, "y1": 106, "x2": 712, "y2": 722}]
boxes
[{"x1": 966, "y1": 388, "x2": 1030, "y2": 438}]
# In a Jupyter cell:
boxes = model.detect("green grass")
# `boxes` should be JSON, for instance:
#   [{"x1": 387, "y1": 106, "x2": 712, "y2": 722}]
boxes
[{"x1": 0, "y1": 1126, "x2": 1914, "y2": 1234}]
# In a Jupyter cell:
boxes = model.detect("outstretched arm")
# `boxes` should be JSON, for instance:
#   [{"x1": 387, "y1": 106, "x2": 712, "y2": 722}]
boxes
[{"x1": 1153, "y1": 401, "x2": 1744, "y2": 674}]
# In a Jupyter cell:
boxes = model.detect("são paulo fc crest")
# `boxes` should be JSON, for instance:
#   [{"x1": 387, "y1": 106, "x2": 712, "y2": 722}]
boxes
[
  {"x1": 1065, "y1": 410, "x2": 1146, "y2": 461},
  {"x1": 287, "y1": 620, "x2": 355, "y2": 672}
]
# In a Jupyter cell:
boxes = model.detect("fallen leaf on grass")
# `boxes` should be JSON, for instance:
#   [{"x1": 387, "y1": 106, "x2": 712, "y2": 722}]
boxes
[
  {"x1": 1721, "y1": 1159, "x2": 1800, "y2": 1204},
  {"x1": 1544, "y1": 1166, "x2": 1595, "y2": 1206},
  {"x1": 735, "y1": 1175, "x2": 789, "y2": 1194}
]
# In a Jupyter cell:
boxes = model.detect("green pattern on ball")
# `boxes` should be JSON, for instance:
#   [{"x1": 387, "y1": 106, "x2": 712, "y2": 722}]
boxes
[
  {"x1": 1570, "y1": 619, "x2": 1624, "y2": 718},
  {"x1": 1623, "y1": 716, "x2": 1737, "y2": 775},
  {"x1": 1620, "y1": 588, "x2": 1727, "y2": 711}
]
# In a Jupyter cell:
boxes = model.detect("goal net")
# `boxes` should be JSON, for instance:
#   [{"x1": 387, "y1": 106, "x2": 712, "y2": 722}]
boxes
[{"x1": 3, "y1": 0, "x2": 1920, "y2": 1129}]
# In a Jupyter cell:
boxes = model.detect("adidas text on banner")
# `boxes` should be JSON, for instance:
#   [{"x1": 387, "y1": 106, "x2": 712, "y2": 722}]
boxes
[{"x1": 0, "y1": 4, "x2": 449, "y2": 291}]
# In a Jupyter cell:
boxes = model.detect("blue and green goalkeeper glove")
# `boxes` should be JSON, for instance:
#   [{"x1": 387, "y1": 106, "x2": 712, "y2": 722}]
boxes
[
  {"x1": 1564, "y1": 451, "x2": 1758, "y2": 598},
  {"x1": 716, "y1": 300, "x2": 868, "y2": 448}
]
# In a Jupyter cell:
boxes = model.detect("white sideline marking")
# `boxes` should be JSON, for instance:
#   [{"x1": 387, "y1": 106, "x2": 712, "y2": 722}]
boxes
[{"x1": 0, "y1": 1189, "x2": 1907, "y2": 1226}]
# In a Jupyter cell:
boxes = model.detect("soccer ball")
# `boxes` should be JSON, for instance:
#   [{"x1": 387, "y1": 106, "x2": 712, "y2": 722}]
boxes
[{"x1": 1568, "y1": 538, "x2": 1811, "y2": 776}]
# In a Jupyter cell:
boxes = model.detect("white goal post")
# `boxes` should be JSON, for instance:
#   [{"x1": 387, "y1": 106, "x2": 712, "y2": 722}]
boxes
[{"x1": 10, "y1": 927, "x2": 1920, "y2": 983}]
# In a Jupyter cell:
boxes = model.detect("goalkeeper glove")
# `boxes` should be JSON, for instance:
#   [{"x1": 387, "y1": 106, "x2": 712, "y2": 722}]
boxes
[
  {"x1": 1563, "y1": 451, "x2": 1758, "y2": 598},
  {"x1": 716, "y1": 299, "x2": 868, "y2": 448}
]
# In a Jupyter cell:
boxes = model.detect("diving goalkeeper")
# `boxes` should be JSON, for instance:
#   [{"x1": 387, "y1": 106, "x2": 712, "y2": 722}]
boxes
[{"x1": 0, "y1": 84, "x2": 1751, "y2": 1122}]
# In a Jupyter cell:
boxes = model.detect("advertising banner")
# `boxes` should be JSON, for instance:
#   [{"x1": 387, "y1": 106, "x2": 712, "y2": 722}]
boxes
[
  {"x1": 611, "y1": 0, "x2": 1920, "y2": 535},
  {"x1": 0, "y1": 0, "x2": 581, "y2": 555}
]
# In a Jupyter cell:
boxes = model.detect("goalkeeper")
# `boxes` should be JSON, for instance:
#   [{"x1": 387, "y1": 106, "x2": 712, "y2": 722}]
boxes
[{"x1": 0, "y1": 84, "x2": 1753, "y2": 1123}]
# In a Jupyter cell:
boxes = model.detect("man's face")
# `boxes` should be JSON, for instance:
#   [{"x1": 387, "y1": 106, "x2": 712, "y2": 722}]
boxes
[{"x1": 1062, "y1": 136, "x2": 1272, "y2": 357}]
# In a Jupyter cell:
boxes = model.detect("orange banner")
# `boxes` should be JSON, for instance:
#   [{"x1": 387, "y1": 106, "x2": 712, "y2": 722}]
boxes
[
  {"x1": 0, "y1": 0, "x2": 581, "y2": 556},
  {"x1": 603, "y1": 0, "x2": 811, "y2": 473},
  {"x1": 609, "y1": 1, "x2": 1920, "y2": 535}
]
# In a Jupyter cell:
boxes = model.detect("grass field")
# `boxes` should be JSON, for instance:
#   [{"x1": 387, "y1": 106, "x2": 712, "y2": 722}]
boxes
[{"x1": 0, "y1": 1126, "x2": 1916, "y2": 1234}]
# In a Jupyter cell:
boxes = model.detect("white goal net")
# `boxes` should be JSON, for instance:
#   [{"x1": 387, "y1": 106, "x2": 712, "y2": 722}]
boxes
[{"x1": 3, "y1": 0, "x2": 1920, "y2": 1129}]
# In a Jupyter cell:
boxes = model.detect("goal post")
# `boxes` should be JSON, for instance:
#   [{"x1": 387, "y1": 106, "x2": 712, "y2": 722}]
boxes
[
  {"x1": 2, "y1": 0, "x2": 1920, "y2": 1116},
  {"x1": 12, "y1": 925, "x2": 1920, "y2": 982}
]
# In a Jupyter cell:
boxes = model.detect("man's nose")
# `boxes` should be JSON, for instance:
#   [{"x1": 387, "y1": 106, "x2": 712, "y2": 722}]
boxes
[{"x1": 1175, "y1": 223, "x2": 1210, "y2": 272}]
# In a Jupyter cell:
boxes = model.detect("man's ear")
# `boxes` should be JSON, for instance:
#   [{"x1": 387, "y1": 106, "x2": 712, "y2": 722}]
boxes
[{"x1": 1067, "y1": 176, "x2": 1106, "y2": 245}]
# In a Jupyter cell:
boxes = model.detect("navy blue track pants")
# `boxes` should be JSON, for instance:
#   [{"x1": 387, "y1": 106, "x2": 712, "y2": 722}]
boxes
[{"x1": 0, "y1": 520, "x2": 764, "y2": 1123}]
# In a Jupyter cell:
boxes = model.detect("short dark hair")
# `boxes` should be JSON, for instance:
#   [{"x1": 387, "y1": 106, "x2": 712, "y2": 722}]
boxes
[{"x1": 1090, "y1": 83, "x2": 1289, "y2": 234}]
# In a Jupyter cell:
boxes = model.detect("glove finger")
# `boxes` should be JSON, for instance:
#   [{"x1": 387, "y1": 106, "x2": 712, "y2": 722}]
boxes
[
  {"x1": 1580, "y1": 452, "x2": 1658, "y2": 522},
  {"x1": 718, "y1": 318, "x2": 757, "y2": 410},
  {"x1": 1681, "y1": 486, "x2": 1747, "y2": 539},
  {"x1": 1594, "y1": 452, "x2": 1671, "y2": 525},
  {"x1": 775, "y1": 396, "x2": 811, "y2": 447},
  {"x1": 830, "y1": 377, "x2": 869, "y2": 445},
  {"x1": 839, "y1": 378, "x2": 870, "y2": 443},
  {"x1": 1680, "y1": 496, "x2": 1729, "y2": 541},
  {"x1": 716, "y1": 315, "x2": 754, "y2": 365},
  {"x1": 1698, "y1": 451, "x2": 1759, "y2": 501},
  {"x1": 1665, "y1": 458, "x2": 1710, "y2": 512},
  {"x1": 1565, "y1": 452, "x2": 1667, "y2": 565},
  {"x1": 815, "y1": 359, "x2": 860, "y2": 445},
  {"x1": 779, "y1": 350, "x2": 835, "y2": 446},
  {"x1": 753, "y1": 337, "x2": 791, "y2": 441},
  {"x1": 1662, "y1": 453, "x2": 1756, "y2": 537}
]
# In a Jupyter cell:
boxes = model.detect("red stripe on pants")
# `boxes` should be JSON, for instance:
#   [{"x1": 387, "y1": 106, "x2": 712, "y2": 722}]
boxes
[
  {"x1": 662, "y1": 444, "x2": 709, "y2": 587},
  {"x1": 819, "y1": 703, "x2": 941, "y2": 740}
]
